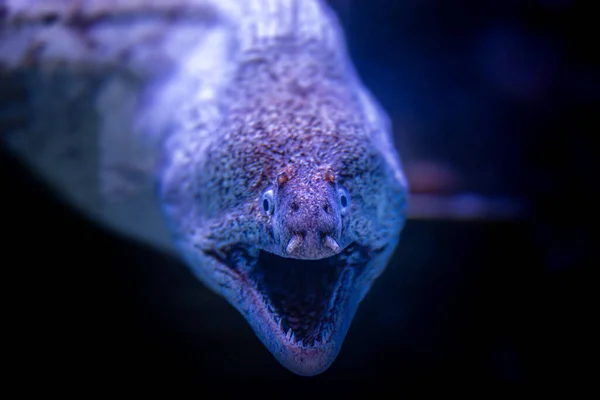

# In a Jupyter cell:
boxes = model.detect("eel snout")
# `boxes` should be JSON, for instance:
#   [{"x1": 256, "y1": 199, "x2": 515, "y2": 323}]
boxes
[
  {"x1": 278, "y1": 195, "x2": 343, "y2": 259},
  {"x1": 274, "y1": 168, "x2": 344, "y2": 260}
]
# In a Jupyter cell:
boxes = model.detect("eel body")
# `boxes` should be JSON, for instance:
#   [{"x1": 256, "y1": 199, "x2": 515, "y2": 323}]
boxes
[{"x1": 1, "y1": 0, "x2": 408, "y2": 375}]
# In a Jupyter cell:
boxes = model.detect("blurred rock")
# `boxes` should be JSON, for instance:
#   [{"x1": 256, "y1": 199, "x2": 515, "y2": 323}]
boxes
[{"x1": 404, "y1": 160, "x2": 462, "y2": 194}]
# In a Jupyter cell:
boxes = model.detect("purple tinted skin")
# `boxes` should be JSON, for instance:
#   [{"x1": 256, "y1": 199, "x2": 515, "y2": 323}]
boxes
[
  {"x1": 158, "y1": 1, "x2": 408, "y2": 376},
  {"x1": 0, "y1": 0, "x2": 406, "y2": 375}
]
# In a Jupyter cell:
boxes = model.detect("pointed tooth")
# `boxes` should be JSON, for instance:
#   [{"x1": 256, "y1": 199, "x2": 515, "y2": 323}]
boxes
[
  {"x1": 314, "y1": 339, "x2": 320, "y2": 347},
  {"x1": 286, "y1": 234, "x2": 303, "y2": 254},
  {"x1": 286, "y1": 328, "x2": 292, "y2": 341},
  {"x1": 324, "y1": 235, "x2": 340, "y2": 253}
]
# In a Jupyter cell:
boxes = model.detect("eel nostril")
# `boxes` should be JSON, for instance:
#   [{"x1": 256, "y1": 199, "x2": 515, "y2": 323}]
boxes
[
  {"x1": 323, "y1": 234, "x2": 340, "y2": 253},
  {"x1": 286, "y1": 233, "x2": 304, "y2": 254},
  {"x1": 322, "y1": 203, "x2": 330, "y2": 214},
  {"x1": 290, "y1": 202, "x2": 300, "y2": 212}
]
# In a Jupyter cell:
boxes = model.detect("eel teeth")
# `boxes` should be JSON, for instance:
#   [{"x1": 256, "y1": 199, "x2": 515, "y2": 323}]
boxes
[
  {"x1": 324, "y1": 235, "x2": 341, "y2": 253},
  {"x1": 286, "y1": 328, "x2": 292, "y2": 341},
  {"x1": 286, "y1": 234, "x2": 303, "y2": 254}
]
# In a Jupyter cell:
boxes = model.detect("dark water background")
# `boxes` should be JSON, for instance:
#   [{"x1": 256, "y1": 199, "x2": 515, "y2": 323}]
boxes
[{"x1": 2, "y1": 0, "x2": 594, "y2": 390}]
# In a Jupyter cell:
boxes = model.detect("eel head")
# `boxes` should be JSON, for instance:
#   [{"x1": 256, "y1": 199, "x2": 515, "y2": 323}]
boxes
[{"x1": 161, "y1": 156, "x2": 405, "y2": 376}]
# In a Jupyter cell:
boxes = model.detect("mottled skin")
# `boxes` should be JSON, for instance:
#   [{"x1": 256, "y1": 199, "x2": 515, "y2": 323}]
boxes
[
  {"x1": 0, "y1": 0, "x2": 408, "y2": 376},
  {"x1": 160, "y1": 38, "x2": 408, "y2": 375}
]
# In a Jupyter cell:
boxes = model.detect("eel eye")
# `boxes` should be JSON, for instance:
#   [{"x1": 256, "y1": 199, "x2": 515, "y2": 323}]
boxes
[
  {"x1": 338, "y1": 188, "x2": 349, "y2": 210},
  {"x1": 261, "y1": 189, "x2": 274, "y2": 215}
]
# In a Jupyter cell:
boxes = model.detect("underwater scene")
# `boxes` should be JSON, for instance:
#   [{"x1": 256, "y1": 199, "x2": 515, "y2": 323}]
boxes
[{"x1": 1, "y1": 0, "x2": 593, "y2": 390}]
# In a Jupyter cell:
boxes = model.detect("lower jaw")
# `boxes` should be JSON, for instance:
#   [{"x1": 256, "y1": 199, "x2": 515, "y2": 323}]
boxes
[
  {"x1": 231, "y1": 267, "x2": 360, "y2": 376},
  {"x1": 273, "y1": 285, "x2": 361, "y2": 376}
]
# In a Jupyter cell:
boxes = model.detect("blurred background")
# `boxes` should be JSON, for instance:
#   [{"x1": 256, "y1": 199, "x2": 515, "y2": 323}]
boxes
[{"x1": 1, "y1": 0, "x2": 594, "y2": 390}]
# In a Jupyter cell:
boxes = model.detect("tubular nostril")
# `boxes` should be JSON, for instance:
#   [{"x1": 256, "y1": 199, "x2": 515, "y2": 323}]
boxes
[
  {"x1": 322, "y1": 203, "x2": 330, "y2": 214},
  {"x1": 324, "y1": 235, "x2": 340, "y2": 253},
  {"x1": 286, "y1": 233, "x2": 304, "y2": 254},
  {"x1": 290, "y1": 202, "x2": 300, "y2": 212}
]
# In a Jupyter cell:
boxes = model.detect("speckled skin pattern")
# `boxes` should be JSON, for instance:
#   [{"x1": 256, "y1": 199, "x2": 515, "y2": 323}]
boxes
[
  {"x1": 155, "y1": 3, "x2": 407, "y2": 376},
  {"x1": 0, "y1": 0, "x2": 407, "y2": 375},
  {"x1": 160, "y1": 26, "x2": 408, "y2": 374},
  {"x1": 0, "y1": 0, "x2": 407, "y2": 377}
]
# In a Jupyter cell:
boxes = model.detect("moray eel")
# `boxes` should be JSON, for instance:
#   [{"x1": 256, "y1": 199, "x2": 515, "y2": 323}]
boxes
[{"x1": 1, "y1": 0, "x2": 408, "y2": 375}]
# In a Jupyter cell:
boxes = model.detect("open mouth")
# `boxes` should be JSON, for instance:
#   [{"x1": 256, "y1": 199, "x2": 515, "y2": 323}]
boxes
[{"x1": 209, "y1": 243, "x2": 372, "y2": 348}]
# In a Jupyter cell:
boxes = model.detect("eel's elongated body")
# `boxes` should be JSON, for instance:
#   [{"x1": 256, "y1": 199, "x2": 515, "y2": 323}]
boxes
[{"x1": 1, "y1": 0, "x2": 408, "y2": 375}]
